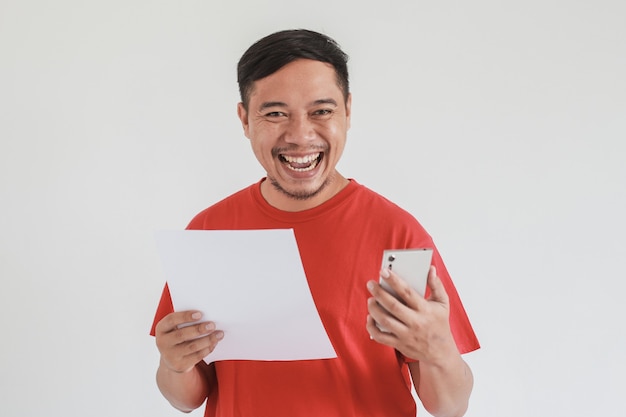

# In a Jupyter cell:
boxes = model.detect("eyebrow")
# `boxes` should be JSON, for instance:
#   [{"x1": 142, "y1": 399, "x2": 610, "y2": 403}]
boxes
[
  {"x1": 259, "y1": 101, "x2": 287, "y2": 110},
  {"x1": 258, "y1": 98, "x2": 338, "y2": 111},
  {"x1": 312, "y1": 98, "x2": 338, "y2": 106}
]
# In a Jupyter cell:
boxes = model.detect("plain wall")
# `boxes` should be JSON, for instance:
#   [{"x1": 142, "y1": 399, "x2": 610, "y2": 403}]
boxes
[{"x1": 1, "y1": 1, "x2": 624, "y2": 416}]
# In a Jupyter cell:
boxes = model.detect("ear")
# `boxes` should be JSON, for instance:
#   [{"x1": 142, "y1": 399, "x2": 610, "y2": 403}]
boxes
[
  {"x1": 237, "y1": 102, "x2": 250, "y2": 138},
  {"x1": 345, "y1": 93, "x2": 352, "y2": 130}
]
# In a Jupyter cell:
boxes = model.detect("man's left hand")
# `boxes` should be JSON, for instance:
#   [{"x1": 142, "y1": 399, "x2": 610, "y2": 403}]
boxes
[{"x1": 366, "y1": 266, "x2": 458, "y2": 363}]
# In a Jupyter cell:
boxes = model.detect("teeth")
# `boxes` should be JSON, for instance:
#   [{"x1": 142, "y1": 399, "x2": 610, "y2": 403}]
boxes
[
  {"x1": 282, "y1": 153, "x2": 320, "y2": 164},
  {"x1": 281, "y1": 153, "x2": 321, "y2": 172}
]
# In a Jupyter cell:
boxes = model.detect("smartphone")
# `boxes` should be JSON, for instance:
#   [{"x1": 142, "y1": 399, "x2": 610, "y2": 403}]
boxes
[{"x1": 379, "y1": 248, "x2": 433, "y2": 299}]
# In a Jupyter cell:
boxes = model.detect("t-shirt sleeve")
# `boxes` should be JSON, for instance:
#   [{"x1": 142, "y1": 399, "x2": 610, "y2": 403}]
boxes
[
  {"x1": 431, "y1": 248, "x2": 480, "y2": 355},
  {"x1": 401, "y1": 245, "x2": 480, "y2": 363},
  {"x1": 149, "y1": 283, "x2": 174, "y2": 336}
]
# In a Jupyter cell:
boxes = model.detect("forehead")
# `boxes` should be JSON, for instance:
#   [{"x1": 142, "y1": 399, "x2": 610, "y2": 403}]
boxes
[{"x1": 248, "y1": 59, "x2": 343, "y2": 106}]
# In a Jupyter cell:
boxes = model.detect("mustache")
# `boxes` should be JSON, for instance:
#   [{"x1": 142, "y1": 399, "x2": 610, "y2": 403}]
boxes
[{"x1": 271, "y1": 144, "x2": 328, "y2": 158}]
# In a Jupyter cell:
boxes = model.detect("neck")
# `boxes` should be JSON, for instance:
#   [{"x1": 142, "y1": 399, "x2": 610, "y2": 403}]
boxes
[{"x1": 260, "y1": 174, "x2": 349, "y2": 212}]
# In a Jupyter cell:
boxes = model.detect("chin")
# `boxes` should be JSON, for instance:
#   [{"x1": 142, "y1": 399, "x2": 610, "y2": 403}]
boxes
[{"x1": 270, "y1": 177, "x2": 329, "y2": 201}]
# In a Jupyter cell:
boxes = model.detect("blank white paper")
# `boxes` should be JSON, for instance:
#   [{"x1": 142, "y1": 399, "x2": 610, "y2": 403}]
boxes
[{"x1": 155, "y1": 229, "x2": 337, "y2": 363}]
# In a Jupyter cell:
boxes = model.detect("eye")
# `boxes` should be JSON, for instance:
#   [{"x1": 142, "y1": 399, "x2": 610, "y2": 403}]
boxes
[
  {"x1": 265, "y1": 111, "x2": 286, "y2": 118},
  {"x1": 312, "y1": 108, "x2": 334, "y2": 118}
]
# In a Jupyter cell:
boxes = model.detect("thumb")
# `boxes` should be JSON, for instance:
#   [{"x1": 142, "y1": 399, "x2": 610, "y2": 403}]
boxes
[{"x1": 426, "y1": 266, "x2": 449, "y2": 305}]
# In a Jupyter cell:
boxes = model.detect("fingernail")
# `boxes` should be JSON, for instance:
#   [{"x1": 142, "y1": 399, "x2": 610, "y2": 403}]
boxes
[
  {"x1": 367, "y1": 281, "x2": 375, "y2": 291},
  {"x1": 205, "y1": 322, "x2": 215, "y2": 331},
  {"x1": 192, "y1": 312, "x2": 202, "y2": 320},
  {"x1": 380, "y1": 268, "x2": 390, "y2": 279},
  {"x1": 215, "y1": 331, "x2": 224, "y2": 340}
]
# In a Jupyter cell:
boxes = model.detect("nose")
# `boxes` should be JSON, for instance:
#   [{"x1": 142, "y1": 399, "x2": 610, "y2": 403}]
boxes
[{"x1": 283, "y1": 114, "x2": 315, "y2": 144}]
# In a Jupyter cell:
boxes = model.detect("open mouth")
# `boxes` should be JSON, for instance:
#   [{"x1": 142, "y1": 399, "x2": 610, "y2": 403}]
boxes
[{"x1": 279, "y1": 152, "x2": 323, "y2": 172}]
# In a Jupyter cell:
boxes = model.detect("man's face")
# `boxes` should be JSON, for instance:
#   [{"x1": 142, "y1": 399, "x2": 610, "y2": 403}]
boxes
[{"x1": 237, "y1": 59, "x2": 351, "y2": 211}]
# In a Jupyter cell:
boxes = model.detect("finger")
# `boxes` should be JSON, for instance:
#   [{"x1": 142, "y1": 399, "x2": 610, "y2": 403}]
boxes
[
  {"x1": 365, "y1": 314, "x2": 400, "y2": 346},
  {"x1": 181, "y1": 330, "x2": 224, "y2": 359},
  {"x1": 426, "y1": 266, "x2": 449, "y2": 305},
  {"x1": 376, "y1": 268, "x2": 427, "y2": 311},
  {"x1": 367, "y1": 277, "x2": 401, "y2": 305},
  {"x1": 367, "y1": 278, "x2": 412, "y2": 321},
  {"x1": 366, "y1": 295, "x2": 406, "y2": 335},
  {"x1": 160, "y1": 329, "x2": 225, "y2": 373},
  {"x1": 164, "y1": 339, "x2": 215, "y2": 373},
  {"x1": 155, "y1": 310, "x2": 203, "y2": 335},
  {"x1": 169, "y1": 321, "x2": 219, "y2": 346}
]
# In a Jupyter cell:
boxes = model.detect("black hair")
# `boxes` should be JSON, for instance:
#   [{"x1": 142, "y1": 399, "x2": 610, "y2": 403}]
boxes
[{"x1": 237, "y1": 29, "x2": 350, "y2": 110}]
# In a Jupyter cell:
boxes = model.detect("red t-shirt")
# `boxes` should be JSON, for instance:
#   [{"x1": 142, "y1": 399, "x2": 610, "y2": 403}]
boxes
[{"x1": 151, "y1": 179, "x2": 479, "y2": 417}]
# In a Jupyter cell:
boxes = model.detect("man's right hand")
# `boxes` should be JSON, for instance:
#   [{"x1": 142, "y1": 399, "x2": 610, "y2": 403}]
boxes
[{"x1": 155, "y1": 311, "x2": 224, "y2": 374}]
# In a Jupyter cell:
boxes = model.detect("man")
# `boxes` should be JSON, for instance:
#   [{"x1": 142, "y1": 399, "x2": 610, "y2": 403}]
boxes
[{"x1": 151, "y1": 29, "x2": 479, "y2": 417}]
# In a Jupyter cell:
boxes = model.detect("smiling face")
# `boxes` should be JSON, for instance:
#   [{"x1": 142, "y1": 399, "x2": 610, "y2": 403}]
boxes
[{"x1": 237, "y1": 59, "x2": 352, "y2": 211}]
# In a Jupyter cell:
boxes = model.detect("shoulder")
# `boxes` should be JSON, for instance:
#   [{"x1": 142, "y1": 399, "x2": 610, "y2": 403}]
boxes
[
  {"x1": 186, "y1": 183, "x2": 258, "y2": 230},
  {"x1": 351, "y1": 181, "x2": 421, "y2": 224},
  {"x1": 346, "y1": 180, "x2": 432, "y2": 245}
]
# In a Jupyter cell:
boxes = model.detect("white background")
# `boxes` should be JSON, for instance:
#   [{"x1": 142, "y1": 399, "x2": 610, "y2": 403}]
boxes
[{"x1": 1, "y1": 1, "x2": 624, "y2": 416}]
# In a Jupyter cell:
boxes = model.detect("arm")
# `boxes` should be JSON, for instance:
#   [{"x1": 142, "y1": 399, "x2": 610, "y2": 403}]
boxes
[
  {"x1": 154, "y1": 310, "x2": 224, "y2": 412},
  {"x1": 408, "y1": 355, "x2": 473, "y2": 417},
  {"x1": 366, "y1": 266, "x2": 473, "y2": 417}
]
